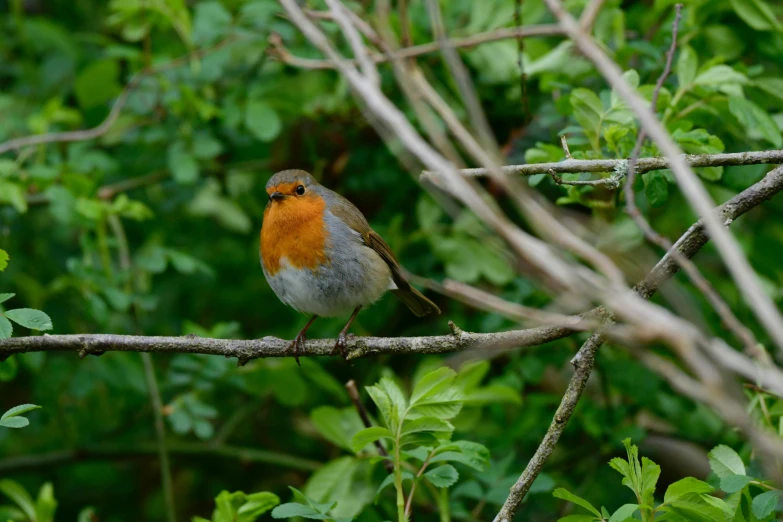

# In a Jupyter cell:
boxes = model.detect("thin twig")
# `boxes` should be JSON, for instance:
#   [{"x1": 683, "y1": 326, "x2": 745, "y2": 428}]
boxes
[
  {"x1": 266, "y1": 24, "x2": 564, "y2": 70},
  {"x1": 399, "y1": 0, "x2": 412, "y2": 48},
  {"x1": 559, "y1": 135, "x2": 573, "y2": 159},
  {"x1": 141, "y1": 352, "x2": 177, "y2": 522},
  {"x1": 346, "y1": 379, "x2": 394, "y2": 473},
  {"x1": 0, "y1": 36, "x2": 241, "y2": 156},
  {"x1": 578, "y1": 0, "x2": 607, "y2": 31},
  {"x1": 420, "y1": 149, "x2": 783, "y2": 179},
  {"x1": 548, "y1": 168, "x2": 621, "y2": 187},
  {"x1": 514, "y1": 0, "x2": 531, "y2": 125}
]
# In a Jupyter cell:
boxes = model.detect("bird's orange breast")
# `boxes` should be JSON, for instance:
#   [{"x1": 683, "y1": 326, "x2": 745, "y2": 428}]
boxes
[{"x1": 261, "y1": 195, "x2": 330, "y2": 276}]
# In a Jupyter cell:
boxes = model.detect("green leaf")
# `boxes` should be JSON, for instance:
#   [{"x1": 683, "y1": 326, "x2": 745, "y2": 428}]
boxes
[
  {"x1": 246, "y1": 100, "x2": 282, "y2": 142},
  {"x1": 677, "y1": 46, "x2": 698, "y2": 87},
  {"x1": 375, "y1": 471, "x2": 414, "y2": 500},
  {"x1": 0, "y1": 480, "x2": 36, "y2": 520},
  {"x1": 429, "y1": 441, "x2": 490, "y2": 471},
  {"x1": 640, "y1": 457, "x2": 660, "y2": 508},
  {"x1": 303, "y1": 457, "x2": 355, "y2": 504},
  {"x1": 408, "y1": 387, "x2": 464, "y2": 420},
  {"x1": 693, "y1": 66, "x2": 749, "y2": 89},
  {"x1": 553, "y1": 488, "x2": 603, "y2": 518},
  {"x1": 401, "y1": 417, "x2": 453, "y2": 437},
  {"x1": 2, "y1": 404, "x2": 41, "y2": 419},
  {"x1": 377, "y1": 377, "x2": 407, "y2": 427},
  {"x1": 708, "y1": 445, "x2": 746, "y2": 479},
  {"x1": 557, "y1": 516, "x2": 597, "y2": 522},
  {"x1": 570, "y1": 88, "x2": 604, "y2": 137},
  {"x1": 643, "y1": 171, "x2": 668, "y2": 207},
  {"x1": 608, "y1": 504, "x2": 638, "y2": 522},
  {"x1": 719, "y1": 475, "x2": 753, "y2": 494},
  {"x1": 755, "y1": 77, "x2": 783, "y2": 104},
  {"x1": 0, "y1": 417, "x2": 29, "y2": 428},
  {"x1": 0, "y1": 316, "x2": 12, "y2": 340},
  {"x1": 365, "y1": 385, "x2": 393, "y2": 428},
  {"x1": 411, "y1": 367, "x2": 457, "y2": 404},
  {"x1": 35, "y1": 482, "x2": 57, "y2": 522},
  {"x1": 271, "y1": 503, "x2": 328, "y2": 520},
  {"x1": 74, "y1": 60, "x2": 122, "y2": 109},
  {"x1": 0, "y1": 249, "x2": 7, "y2": 271},
  {"x1": 310, "y1": 406, "x2": 362, "y2": 452},
  {"x1": 664, "y1": 477, "x2": 714, "y2": 504},
  {"x1": 351, "y1": 426, "x2": 393, "y2": 453},
  {"x1": 237, "y1": 492, "x2": 280, "y2": 521},
  {"x1": 729, "y1": 0, "x2": 783, "y2": 31},
  {"x1": 423, "y1": 465, "x2": 459, "y2": 488},
  {"x1": 728, "y1": 96, "x2": 783, "y2": 148},
  {"x1": 659, "y1": 492, "x2": 734, "y2": 522},
  {"x1": 167, "y1": 141, "x2": 200, "y2": 184},
  {"x1": 751, "y1": 490, "x2": 780, "y2": 519},
  {"x1": 4, "y1": 309, "x2": 53, "y2": 331}
]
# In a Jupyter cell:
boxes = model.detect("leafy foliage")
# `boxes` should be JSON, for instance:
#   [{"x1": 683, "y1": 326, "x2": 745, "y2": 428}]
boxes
[
  {"x1": 1, "y1": 0, "x2": 783, "y2": 520},
  {"x1": 555, "y1": 439, "x2": 782, "y2": 522}
]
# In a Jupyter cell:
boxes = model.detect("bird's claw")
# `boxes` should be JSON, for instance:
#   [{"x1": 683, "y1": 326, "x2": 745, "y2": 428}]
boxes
[
  {"x1": 331, "y1": 333, "x2": 349, "y2": 360},
  {"x1": 287, "y1": 331, "x2": 307, "y2": 366}
]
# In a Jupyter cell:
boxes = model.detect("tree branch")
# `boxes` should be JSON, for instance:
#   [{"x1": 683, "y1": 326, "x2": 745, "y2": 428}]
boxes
[
  {"x1": 421, "y1": 149, "x2": 783, "y2": 180},
  {"x1": 266, "y1": 24, "x2": 564, "y2": 70}
]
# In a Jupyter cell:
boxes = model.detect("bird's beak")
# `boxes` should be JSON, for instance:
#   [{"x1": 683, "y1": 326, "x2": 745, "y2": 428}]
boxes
[{"x1": 269, "y1": 192, "x2": 285, "y2": 202}]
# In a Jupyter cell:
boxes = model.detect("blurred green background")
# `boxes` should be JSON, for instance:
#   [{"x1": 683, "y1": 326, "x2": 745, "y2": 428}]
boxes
[{"x1": 1, "y1": 0, "x2": 783, "y2": 520}]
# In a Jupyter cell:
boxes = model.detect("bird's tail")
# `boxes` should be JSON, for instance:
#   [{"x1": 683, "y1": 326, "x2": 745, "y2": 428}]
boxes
[{"x1": 392, "y1": 287, "x2": 441, "y2": 317}]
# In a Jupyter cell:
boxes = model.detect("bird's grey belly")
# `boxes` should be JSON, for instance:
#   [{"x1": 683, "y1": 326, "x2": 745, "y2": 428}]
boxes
[{"x1": 264, "y1": 242, "x2": 393, "y2": 317}]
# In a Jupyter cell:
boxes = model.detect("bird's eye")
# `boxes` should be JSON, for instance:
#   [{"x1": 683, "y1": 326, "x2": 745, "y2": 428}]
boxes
[{"x1": 295, "y1": 185, "x2": 306, "y2": 195}]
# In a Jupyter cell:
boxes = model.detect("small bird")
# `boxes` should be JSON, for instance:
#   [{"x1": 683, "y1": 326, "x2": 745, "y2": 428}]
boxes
[{"x1": 260, "y1": 169, "x2": 440, "y2": 364}]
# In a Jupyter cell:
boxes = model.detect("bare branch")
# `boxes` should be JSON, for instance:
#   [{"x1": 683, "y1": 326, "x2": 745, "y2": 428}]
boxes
[
  {"x1": 0, "y1": 325, "x2": 572, "y2": 364},
  {"x1": 421, "y1": 149, "x2": 783, "y2": 179},
  {"x1": 579, "y1": 0, "x2": 607, "y2": 31},
  {"x1": 266, "y1": 24, "x2": 564, "y2": 70}
]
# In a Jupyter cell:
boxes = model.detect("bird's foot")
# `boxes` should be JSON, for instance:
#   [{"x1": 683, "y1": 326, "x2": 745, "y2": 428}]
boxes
[
  {"x1": 286, "y1": 330, "x2": 307, "y2": 366},
  {"x1": 330, "y1": 332, "x2": 352, "y2": 360}
]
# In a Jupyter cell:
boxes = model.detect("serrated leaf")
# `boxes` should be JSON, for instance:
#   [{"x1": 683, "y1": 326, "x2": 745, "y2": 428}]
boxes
[
  {"x1": 2, "y1": 404, "x2": 41, "y2": 419},
  {"x1": 608, "y1": 504, "x2": 638, "y2": 522},
  {"x1": 553, "y1": 488, "x2": 602, "y2": 518},
  {"x1": 365, "y1": 385, "x2": 393, "y2": 428},
  {"x1": 237, "y1": 492, "x2": 280, "y2": 520},
  {"x1": 694, "y1": 66, "x2": 749, "y2": 88},
  {"x1": 408, "y1": 387, "x2": 464, "y2": 420},
  {"x1": 664, "y1": 477, "x2": 714, "y2": 503},
  {"x1": 400, "y1": 417, "x2": 453, "y2": 437},
  {"x1": 411, "y1": 367, "x2": 457, "y2": 405},
  {"x1": 708, "y1": 445, "x2": 746, "y2": 478},
  {"x1": 424, "y1": 465, "x2": 459, "y2": 488},
  {"x1": 377, "y1": 378, "x2": 407, "y2": 427},
  {"x1": 719, "y1": 474, "x2": 753, "y2": 494},
  {"x1": 751, "y1": 490, "x2": 780, "y2": 519},
  {"x1": 4, "y1": 309, "x2": 53, "y2": 331},
  {"x1": 429, "y1": 441, "x2": 490, "y2": 471},
  {"x1": 375, "y1": 471, "x2": 414, "y2": 501},
  {"x1": 351, "y1": 426, "x2": 392, "y2": 453},
  {"x1": 643, "y1": 171, "x2": 668, "y2": 207}
]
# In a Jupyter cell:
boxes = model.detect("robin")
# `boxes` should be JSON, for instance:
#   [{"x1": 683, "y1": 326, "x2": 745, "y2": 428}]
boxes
[{"x1": 260, "y1": 169, "x2": 440, "y2": 364}]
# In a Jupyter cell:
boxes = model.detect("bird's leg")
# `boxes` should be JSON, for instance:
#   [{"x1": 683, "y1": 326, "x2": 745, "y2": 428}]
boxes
[
  {"x1": 331, "y1": 306, "x2": 362, "y2": 360},
  {"x1": 287, "y1": 315, "x2": 318, "y2": 366}
]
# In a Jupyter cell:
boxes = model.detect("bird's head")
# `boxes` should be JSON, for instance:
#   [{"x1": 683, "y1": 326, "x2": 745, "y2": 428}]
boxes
[{"x1": 265, "y1": 169, "x2": 320, "y2": 204}]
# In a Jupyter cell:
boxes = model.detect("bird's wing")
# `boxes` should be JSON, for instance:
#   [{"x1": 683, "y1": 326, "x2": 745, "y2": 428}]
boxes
[{"x1": 327, "y1": 193, "x2": 411, "y2": 291}]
